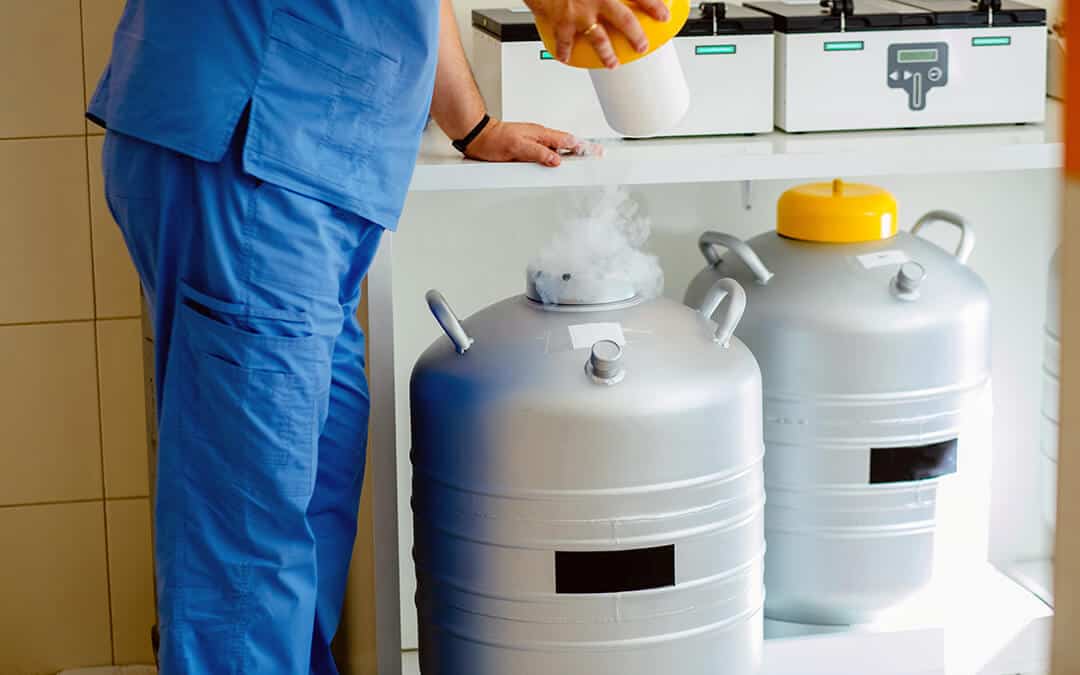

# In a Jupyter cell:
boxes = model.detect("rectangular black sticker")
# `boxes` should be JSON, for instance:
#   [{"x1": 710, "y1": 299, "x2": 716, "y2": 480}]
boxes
[
  {"x1": 555, "y1": 545, "x2": 675, "y2": 594},
  {"x1": 870, "y1": 438, "x2": 958, "y2": 484}
]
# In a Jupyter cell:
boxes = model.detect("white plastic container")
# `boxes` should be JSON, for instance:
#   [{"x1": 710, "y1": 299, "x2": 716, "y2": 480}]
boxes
[{"x1": 589, "y1": 41, "x2": 690, "y2": 136}]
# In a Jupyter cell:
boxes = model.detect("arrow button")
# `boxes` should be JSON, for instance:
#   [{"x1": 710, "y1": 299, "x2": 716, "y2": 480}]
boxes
[
  {"x1": 889, "y1": 70, "x2": 900, "y2": 81},
  {"x1": 903, "y1": 70, "x2": 912, "y2": 80}
]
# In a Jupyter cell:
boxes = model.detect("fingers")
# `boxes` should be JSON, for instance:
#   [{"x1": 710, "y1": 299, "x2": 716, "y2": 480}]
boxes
[
  {"x1": 555, "y1": 20, "x2": 576, "y2": 63},
  {"x1": 584, "y1": 22, "x2": 619, "y2": 69},
  {"x1": 518, "y1": 138, "x2": 562, "y2": 167},
  {"x1": 602, "y1": 0, "x2": 649, "y2": 54},
  {"x1": 549, "y1": 0, "x2": 670, "y2": 66},
  {"x1": 631, "y1": 0, "x2": 671, "y2": 22},
  {"x1": 535, "y1": 126, "x2": 578, "y2": 151}
]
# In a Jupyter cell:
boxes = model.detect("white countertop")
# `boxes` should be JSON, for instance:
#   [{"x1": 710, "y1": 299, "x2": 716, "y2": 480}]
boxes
[{"x1": 409, "y1": 101, "x2": 1062, "y2": 192}]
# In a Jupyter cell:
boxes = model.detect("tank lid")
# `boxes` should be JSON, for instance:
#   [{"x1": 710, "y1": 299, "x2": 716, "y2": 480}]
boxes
[
  {"x1": 526, "y1": 266, "x2": 637, "y2": 305},
  {"x1": 777, "y1": 179, "x2": 898, "y2": 243}
]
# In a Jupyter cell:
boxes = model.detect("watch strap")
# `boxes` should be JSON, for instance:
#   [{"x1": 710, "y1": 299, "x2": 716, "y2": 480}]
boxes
[{"x1": 452, "y1": 114, "x2": 492, "y2": 155}]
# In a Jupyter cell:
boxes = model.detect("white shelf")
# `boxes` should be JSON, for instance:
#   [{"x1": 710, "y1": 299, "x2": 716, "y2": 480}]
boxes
[
  {"x1": 409, "y1": 102, "x2": 1062, "y2": 192},
  {"x1": 400, "y1": 564, "x2": 1051, "y2": 675}
]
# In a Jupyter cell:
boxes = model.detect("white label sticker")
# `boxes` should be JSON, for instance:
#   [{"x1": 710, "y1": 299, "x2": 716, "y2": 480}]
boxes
[
  {"x1": 568, "y1": 323, "x2": 626, "y2": 351},
  {"x1": 856, "y1": 249, "x2": 910, "y2": 269}
]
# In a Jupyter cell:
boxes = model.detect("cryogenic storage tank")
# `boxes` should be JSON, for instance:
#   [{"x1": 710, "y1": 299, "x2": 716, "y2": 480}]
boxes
[
  {"x1": 1042, "y1": 248, "x2": 1062, "y2": 532},
  {"x1": 685, "y1": 180, "x2": 992, "y2": 625},
  {"x1": 411, "y1": 269, "x2": 765, "y2": 675}
]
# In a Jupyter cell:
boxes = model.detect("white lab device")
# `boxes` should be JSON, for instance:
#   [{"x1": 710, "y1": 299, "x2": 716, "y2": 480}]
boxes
[
  {"x1": 472, "y1": 4, "x2": 776, "y2": 138},
  {"x1": 747, "y1": 0, "x2": 1047, "y2": 132}
]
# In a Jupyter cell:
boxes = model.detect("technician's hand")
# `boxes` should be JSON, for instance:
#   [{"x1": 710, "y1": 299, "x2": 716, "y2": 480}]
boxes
[
  {"x1": 465, "y1": 120, "x2": 579, "y2": 168},
  {"x1": 524, "y1": 0, "x2": 671, "y2": 69}
]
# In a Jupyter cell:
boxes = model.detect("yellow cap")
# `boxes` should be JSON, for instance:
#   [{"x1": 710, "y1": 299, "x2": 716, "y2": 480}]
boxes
[
  {"x1": 777, "y1": 179, "x2": 899, "y2": 243},
  {"x1": 534, "y1": 0, "x2": 691, "y2": 70}
]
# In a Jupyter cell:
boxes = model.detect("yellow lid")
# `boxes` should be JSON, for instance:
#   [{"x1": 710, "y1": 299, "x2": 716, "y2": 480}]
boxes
[
  {"x1": 777, "y1": 179, "x2": 899, "y2": 243},
  {"x1": 534, "y1": 0, "x2": 691, "y2": 70}
]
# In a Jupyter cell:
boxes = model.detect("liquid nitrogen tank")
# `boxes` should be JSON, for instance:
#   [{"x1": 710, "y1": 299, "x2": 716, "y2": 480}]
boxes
[
  {"x1": 411, "y1": 269, "x2": 765, "y2": 675},
  {"x1": 685, "y1": 180, "x2": 992, "y2": 626}
]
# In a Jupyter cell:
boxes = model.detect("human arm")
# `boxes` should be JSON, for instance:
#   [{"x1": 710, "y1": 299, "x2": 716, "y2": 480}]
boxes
[{"x1": 429, "y1": 0, "x2": 578, "y2": 167}]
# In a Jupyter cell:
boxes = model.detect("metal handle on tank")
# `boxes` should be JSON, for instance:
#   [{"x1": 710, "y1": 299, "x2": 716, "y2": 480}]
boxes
[
  {"x1": 426, "y1": 290, "x2": 474, "y2": 355},
  {"x1": 698, "y1": 278, "x2": 747, "y2": 348},
  {"x1": 698, "y1": 232, "x2": 774, "y2": 284},
  {"x1": 911, "y1": 211, "x2": 976, "y2": 265}
]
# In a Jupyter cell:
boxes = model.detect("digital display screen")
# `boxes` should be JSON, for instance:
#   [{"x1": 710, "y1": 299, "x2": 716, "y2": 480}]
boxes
[{"x1": 897, "y1": 49, "x2": 939, "y2": 63}]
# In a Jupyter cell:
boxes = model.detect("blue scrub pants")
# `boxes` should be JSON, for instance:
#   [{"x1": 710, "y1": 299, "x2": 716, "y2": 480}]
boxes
[{"x1": 102, "y1": 123, "x2": 383, "y2": 674}]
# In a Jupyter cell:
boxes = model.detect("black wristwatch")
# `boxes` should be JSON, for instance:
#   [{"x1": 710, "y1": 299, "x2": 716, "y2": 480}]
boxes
[{"x1": 452, "y1": 114, "x2": 492, "y2": 155}]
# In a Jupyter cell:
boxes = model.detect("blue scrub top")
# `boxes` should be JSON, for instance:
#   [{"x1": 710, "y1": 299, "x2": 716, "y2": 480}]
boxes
[{"x1": 88, "y1": 1, "x2": 440, "y2": 230}]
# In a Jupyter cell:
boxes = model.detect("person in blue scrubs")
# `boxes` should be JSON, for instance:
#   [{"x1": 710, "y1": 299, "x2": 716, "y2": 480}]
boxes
[{"x1": 90, "y1": 0, "x2": 668, "y2": 672}]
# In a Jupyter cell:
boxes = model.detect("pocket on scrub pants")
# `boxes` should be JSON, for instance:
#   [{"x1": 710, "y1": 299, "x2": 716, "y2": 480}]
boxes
[{"x1": 173, "y1": 281, "x2": 329, "y2": 507}]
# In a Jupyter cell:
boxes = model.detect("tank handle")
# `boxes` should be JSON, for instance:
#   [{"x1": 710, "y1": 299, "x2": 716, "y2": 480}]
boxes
[
  {"x1": 426, "y1": 290, "x2": 474, "y2": 355},
  {"x1": 911, "y1": 211, "x2": 976, "y2": 265},
  {"x1": 698, "y1": 232, "x2": 774, "y2": 285},
  {"x1": 698, "y1": 278, "x2": 747, "y2": 348}
]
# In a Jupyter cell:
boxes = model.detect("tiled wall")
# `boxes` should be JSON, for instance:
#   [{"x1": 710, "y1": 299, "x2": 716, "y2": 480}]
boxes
[{"x1": 0, "y1": 1, "x2": 155, "y2": 673}]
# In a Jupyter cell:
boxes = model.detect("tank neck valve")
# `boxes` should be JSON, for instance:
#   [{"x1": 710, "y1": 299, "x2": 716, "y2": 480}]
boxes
[
  {"x1": 891, "y1": 262, "x2": 926, "y2": 301},
  {"x1": 587, "y1": 340, "x2": 626, "y2": 385}
]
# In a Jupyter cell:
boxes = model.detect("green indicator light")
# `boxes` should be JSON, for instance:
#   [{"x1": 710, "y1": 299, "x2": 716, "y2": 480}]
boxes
[
  {"x1": 696, "y1": 44, "x2": 737, "y2": 55},
  {"x1": 824, "y1": 40, "x2": 865, "y2": 52},
  {"x1": 972, "y1": 36, "x2": 1011, "y2": 47},
  {"x1": 540, "y1": 49, "x2": 554, "y2": 60}
]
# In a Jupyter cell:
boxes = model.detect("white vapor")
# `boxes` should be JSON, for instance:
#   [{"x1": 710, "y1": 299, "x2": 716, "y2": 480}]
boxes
[{"x1": 530, "y1": 186, "x2": 663, "y2": 305}]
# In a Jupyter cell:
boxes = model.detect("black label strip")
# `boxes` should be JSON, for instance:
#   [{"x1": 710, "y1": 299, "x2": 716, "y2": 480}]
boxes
[
  {"x1": 870, "y1": 438, "x2": 959, "y2": 484},
  {"x1": 555, "y1": 545, "x2": 675, "y2": 594}
]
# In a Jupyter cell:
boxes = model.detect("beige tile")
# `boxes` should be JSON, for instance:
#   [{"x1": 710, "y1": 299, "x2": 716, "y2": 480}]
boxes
[
  {"x1": 98, "y1": 319, "x2": 150, "y2": 498},
  {"x1": 0, "y1": 1, "x2": 86, "y2": 138},
  {"x1": 89, "y1": 136, "x2": 142, "y2": 318},
  {"x1": 82, "y1": 0, "x2": 127, "y2": 133},
  {"x1": 0, "y1": 137, "x2": 94, "y2": 324},
  {"x1": 59, "y1": 667, "x2": 156, "y2": 675},
  {"x1": 0, "y1": 501, "x2": 113, "y2": 674},
  {"x1": 106, "y1": 498, "x2": 157, "y2": 665},
  {"x1": 0, "y1": 322, "x2": 103, "y2": 506}
]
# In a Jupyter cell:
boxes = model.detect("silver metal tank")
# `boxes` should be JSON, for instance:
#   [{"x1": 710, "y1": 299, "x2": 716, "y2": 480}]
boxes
[
  {"x1": 411, "y1": 269, "x2": 766, "y2": 675},
  {"x1": 1042, "y1": 248, "x2": 1062, "y2": 533},
  {"x1": 684, "y1": 180, "x2": 992, "y2": 626}
]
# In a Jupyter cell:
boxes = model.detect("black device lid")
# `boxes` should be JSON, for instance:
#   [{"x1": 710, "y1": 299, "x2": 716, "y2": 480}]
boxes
[
  {"x1": 472, "y1": 4, "x2": 773, "y2": 41},
  {"x1": 896, "y1": 0, "x2": 1046, "y2": 26},
  {"x1": 472, "y1": 9, "x2": 542, "y2": 42},
  {"x1": 746, "y1": 0, "x2": 935, "y2": 32}
]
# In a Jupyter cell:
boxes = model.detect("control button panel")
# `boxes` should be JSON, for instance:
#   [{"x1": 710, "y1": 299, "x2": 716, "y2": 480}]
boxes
[{"x1": 887, "y1": 42, "x2": 949, "y2": 111}]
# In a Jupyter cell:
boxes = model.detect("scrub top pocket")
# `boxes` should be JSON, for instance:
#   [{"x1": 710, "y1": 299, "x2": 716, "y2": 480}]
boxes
[{"x1": 243, "y1": 10, "x2": 401, "y2": 192}]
